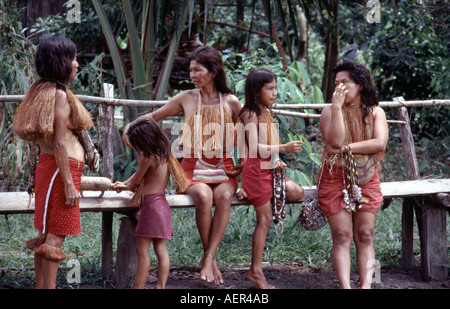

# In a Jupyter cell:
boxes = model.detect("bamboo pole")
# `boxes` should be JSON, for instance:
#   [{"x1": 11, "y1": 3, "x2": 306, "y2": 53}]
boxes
[
  {"x1": 1, "y1": 94, "x2": 448, "y2": 109},
  {"x1": 1, "y1": 94, "x2": 447, "y2": 124}
]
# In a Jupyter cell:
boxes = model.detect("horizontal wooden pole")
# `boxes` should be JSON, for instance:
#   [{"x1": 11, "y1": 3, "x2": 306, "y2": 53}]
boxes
[
  {"x1": 0, "y1": 179, "x2": 449, "y2": 215},
  {"x1": 1, "y1": 94, "x2": 448, "y2": 109}
]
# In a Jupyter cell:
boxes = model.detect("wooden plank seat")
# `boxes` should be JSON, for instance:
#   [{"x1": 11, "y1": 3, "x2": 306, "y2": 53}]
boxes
[{"x1": 1, "y1": 178, "x2": 448, "y2": 213}]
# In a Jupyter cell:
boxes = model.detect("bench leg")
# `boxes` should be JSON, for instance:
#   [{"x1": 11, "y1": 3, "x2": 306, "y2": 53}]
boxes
[
  {"x1": 101, "y1": 212, "x2": 113, "y2": 279},
  {"x1": 416, "y1": 199, "x2": 448, "y2": 281},
  {"x1": 401, "y1": 198, "x2": 414, "y2": 268},
  {"x1": 114, "y1": 216, "x2": 138, "y2": 288}
]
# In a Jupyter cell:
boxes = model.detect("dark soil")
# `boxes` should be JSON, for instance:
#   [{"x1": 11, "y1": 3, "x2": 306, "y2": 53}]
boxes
[{"x1": 121, "y1": 263, "x2": 449, "y2": 290}]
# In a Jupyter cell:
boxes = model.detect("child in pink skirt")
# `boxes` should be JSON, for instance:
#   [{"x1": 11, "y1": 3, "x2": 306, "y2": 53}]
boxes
[{"x1": 115, "y1": 118, "x2": 188, "y2": 289}]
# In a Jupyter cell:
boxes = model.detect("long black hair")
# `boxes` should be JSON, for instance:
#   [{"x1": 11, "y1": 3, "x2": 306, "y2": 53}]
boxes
[
  {"x1": 35, "y1": 35, "x2": 77, "y2": 85},
  {"x1": 126, "y1": 118, "x2": 171, "y2": 167},
  {"x1": 238, "y1": 68, "x2": 277, "y2": 122},
  {"x1": 333, "y1": 61, "x2": 378, "y2": 121}
]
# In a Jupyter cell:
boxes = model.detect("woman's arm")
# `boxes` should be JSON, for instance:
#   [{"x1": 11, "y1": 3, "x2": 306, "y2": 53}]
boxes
[
  {"x1": 123, "y1": 91, "x2": 187, "y2": 147},
  {"x1": 324, "y1": 106, "x2": 388, "y2": 155},
  {"x1": 53, "y1": 90, "x2": 79, "y2": 207},
  {"x1": 226, "y1": 94, "x2": 243, "y2": 124},
  {"x1": 320, "y1": 84, "x2": 347, "y2": 148}
]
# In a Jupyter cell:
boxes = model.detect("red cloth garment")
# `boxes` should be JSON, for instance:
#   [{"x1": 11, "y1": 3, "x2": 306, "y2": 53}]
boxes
[
  {"x1": 135, "y1": 193, "x2": 174, "y2": 240},
  {"x1": 34, "y1": 153, "x2": 83, "y2": 236},
  {"x1": 317, "y1": 165, "x2": 383, "y2": 217},
  {"x1": 241, "y1": 157, "x2": 273, "y2": 207},
  {"x1": 241, "y1": 156, "x2": 292, "y2": 208},
  {"x1": 181, "y1": 155, "x2": 239, "y2": 189}
]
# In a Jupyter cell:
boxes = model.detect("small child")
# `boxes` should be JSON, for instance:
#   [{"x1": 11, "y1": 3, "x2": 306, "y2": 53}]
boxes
[
  {"x1": 115, "y1": 118, "x2": 188, "y2": 289},
  {"x1": 238, "y1": 68, "x2": 305, "y2": 289}
]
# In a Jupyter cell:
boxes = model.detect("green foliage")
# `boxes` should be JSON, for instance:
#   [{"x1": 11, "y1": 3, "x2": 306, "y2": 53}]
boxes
[
  {"x1": 0, "y1": 3, "x2": 35, "y2": 192},
  {"x1": 369, "y1": 1, "x2": 448, "y2": 100},
  {"x1": 0, "y1": 4, "x2": 35, "y2": 95}
]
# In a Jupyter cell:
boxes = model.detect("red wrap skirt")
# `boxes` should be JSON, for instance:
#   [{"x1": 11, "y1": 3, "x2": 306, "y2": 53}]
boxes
[
  {"x1": 34, "y1": 153, "x2": 83, "y2": 236},
  {"x1": 241, "y1": 157, "x2": 291, "y2": 208},
  {"x1": 317, "y1": 165, "x2": 383, "y2": 217}
]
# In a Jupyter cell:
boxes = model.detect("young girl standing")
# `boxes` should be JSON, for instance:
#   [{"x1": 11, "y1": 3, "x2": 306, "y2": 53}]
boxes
[
  {"x1": 115, "y1": 118, "x2": 188, "y2": 289},
  {"x1": 238, "y1": 68, "x2": 305, "y2": 289}
]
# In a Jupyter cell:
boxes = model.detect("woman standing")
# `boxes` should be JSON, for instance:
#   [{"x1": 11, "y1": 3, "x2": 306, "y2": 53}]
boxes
[
  {"x1": 318, "y1": 61, "x2": 388, "y2": 289},
  {"x1": 13, "y1": 35, "x2": 93, "y2": 288},
  {"x1": 124, "y1": 46, "x2": 242, "y2": 285}
]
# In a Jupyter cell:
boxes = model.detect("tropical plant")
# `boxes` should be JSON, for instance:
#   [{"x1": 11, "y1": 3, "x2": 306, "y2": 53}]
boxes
[
  {"x1": 0, "y1": 2, "x2": 36, "y2": 192},
  {"x1": 92, "y1": 0, "x2": 192, "y2": 122}
]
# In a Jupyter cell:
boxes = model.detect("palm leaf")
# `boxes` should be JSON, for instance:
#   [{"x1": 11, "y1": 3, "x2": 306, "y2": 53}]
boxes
[
  {"x1": 153, "y1": 0, "x2": 189, "y2": 100},
  {"x1": 91, "y1": 0, "x2": 137, "y2": 121},
  {"x1": 122, "y1": 0, "x2": 148, "y2": 102}
]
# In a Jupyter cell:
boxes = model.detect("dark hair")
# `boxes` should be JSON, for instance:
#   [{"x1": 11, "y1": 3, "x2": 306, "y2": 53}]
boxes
[
  {"x1": 188, "y1": 46, "x2": 232, "y2": 94},
  {"x1": 239, "y1": 68, "x2": 277, "y2": 122},
  {"x1": 35, "y1": 35, "x2": 77, "y2": 85},
  {"x1": 333, "y1": 61, "x2": 378, "y2": 121},
  {"x1": 126, "y1": 118, "x2": 171, "y2": 167}
]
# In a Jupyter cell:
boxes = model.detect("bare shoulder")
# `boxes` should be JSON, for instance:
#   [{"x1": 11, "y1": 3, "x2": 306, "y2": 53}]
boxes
[
  {"x1": 242, "y1": 109, "x2": 258, "y2": 125},
  {"x1": 55, "y1": 89, "x2": 68, "y2": 105},
  {"x1": 373, "y1": 106, "x2": 386, "y2": 117},
  {"x1": 224, "y1": 93, "x2": 241, "y2": 107},
  {"x1": 321, "y1": 105, "x2": 332, "y2": 116},
  {"x1": 54, "y1": 89, "x2": 70, "y2": 116},
  {"x1": 171, "y1": 89, "x2": 199, "y2": 109},
  {"x1": 152, "y1": 89, "x2": 197, "y2": 120},
  {"x1": 223, "y1": 93, "x2": 242, "y2": 117},
  {"x1": 172, "y1": 89, "x2": 197, "y2": 102},
  {"x1": 319, "y1": 105, "x2": 332, "y2": 122}
]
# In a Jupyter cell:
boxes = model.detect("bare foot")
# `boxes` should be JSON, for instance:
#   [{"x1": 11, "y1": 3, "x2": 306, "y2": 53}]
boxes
[
  {"x1": 155, "y1": 281, "x2": 165, "y2": 289},
  {"x1": 200, "y1": 259, "x2": 224, "y2": 284},
  {"x1": 212, "y1": 260, "x2": 224, "y2": 285},
  {"x1": 247, "y1": 269, "x2": 275, "y2": 289},
  {"x1": 200, "y1": 260, "x2": 216, "y2": 283}
]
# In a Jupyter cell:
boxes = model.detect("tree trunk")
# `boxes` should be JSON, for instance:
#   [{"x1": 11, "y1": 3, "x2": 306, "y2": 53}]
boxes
[
  {"x1": 12, "y1": 0, "x2": 67, "y2": 36},
  {"x1": 321, "y1": 0, "x2": 339, "y2": 103},
  {"x1": 261, "y1": 0, "x2": 288, "y2": 70},
  {"x1": 295, "y1": 5, "x2": 308, "y2": 62}
]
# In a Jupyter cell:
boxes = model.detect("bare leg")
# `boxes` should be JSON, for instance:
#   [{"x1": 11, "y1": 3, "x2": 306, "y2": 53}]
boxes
[
  {"x1": 33, "y1": 233, "x2": 44, "y2": 289},
  {"x1": 285, "y1": 180, "x2": 304, "y2": 203},
  {"x1": 185, "y1": 184, "x2": 215, "y2": 280},
  {"x1": 34, "y1": 254, "x2": 44, "y2": 288},
  {"x1": 133, "y1": 237, "x2": 152, "y2": 289},
  {"x1": 327, "y1": 210, "x2": 353, "y2": 289},
  {"x1": 153, "y1": 238, "x2": 170, "y2": 289},
  {"x1": 200, "y1": 183, "x2": 234, "y2": 284},
  {"x1": 247, "y1": 201, "x2": 275, "y2": 289},
  {"x1": 353, "y1": 212, "x2": 376, "y2": 289},
  {"x1": 40, "y1": 233, "x2": 65, "y2": 289}
]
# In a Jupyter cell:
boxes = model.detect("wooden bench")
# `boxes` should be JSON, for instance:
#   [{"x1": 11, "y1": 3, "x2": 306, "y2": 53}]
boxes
[{"x1": 1, "y1": 178, "x2": 448, "y2": 287}]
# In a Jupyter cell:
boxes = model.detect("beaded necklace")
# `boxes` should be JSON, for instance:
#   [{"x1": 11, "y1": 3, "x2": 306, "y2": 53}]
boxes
[{"x1": 341, "y1": 143, "x2": 369, "y2": 212}]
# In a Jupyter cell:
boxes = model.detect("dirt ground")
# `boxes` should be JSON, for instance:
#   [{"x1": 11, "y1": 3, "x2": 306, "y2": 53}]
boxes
[{"x1": 133, "y1": 263, "x2": 449, "y2": 290}]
